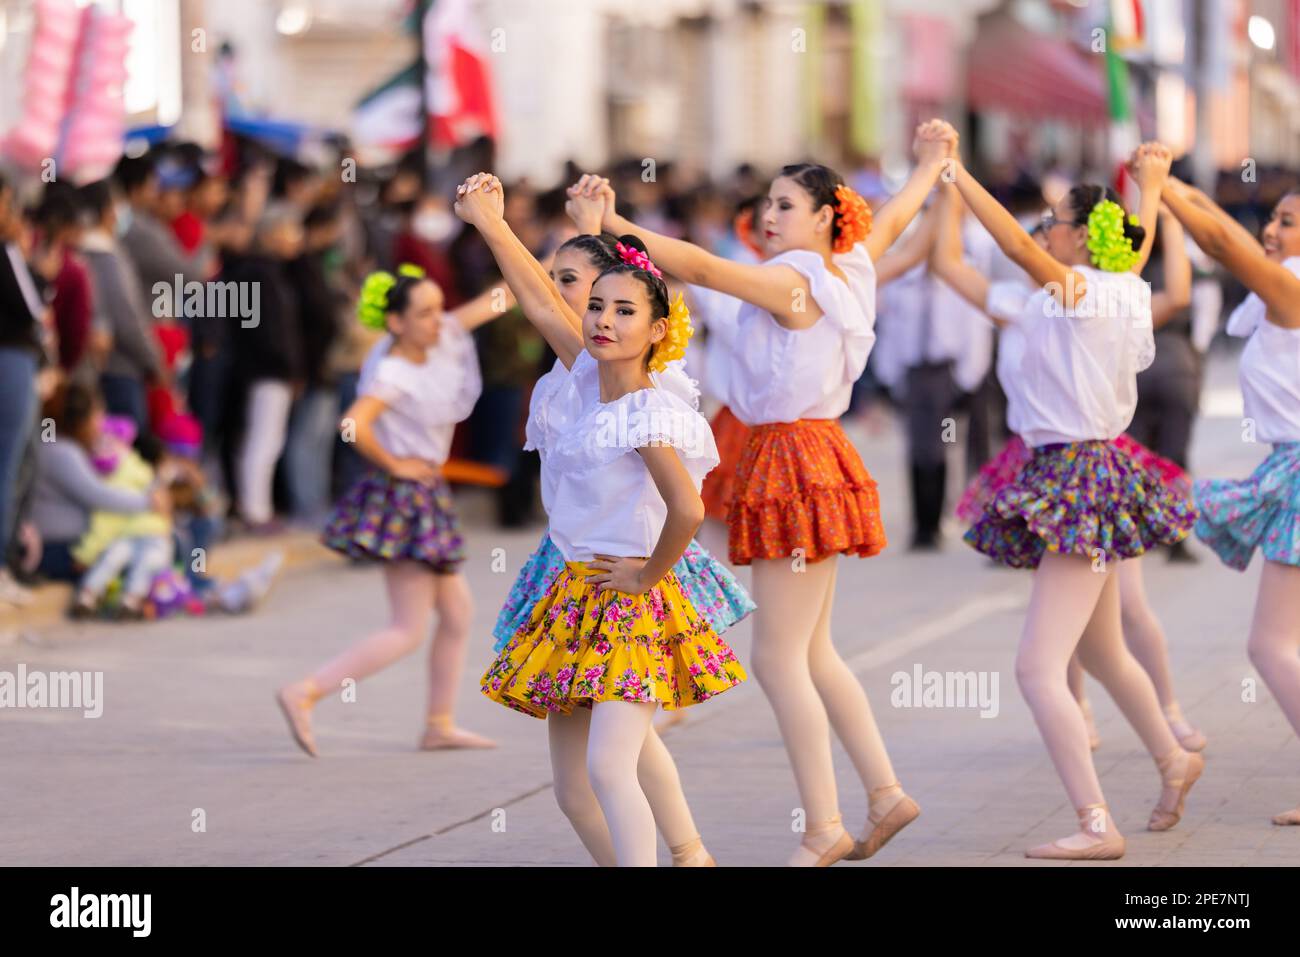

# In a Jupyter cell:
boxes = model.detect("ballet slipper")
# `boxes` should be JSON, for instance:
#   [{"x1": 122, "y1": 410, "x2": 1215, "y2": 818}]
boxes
[
  {"x1": 787, "y1": 814, "x2": 854, "y2": 868},
  {"x1": 1026, "y1": 803, "x2": 1126, "y2": 860},
  {"x1": 419, "y1": 714, "x2": 498, "y2": 750},
  {"x1": 669, "y1": 835, "x2": 716, "y2": 867},
  {"x1": 1079, "y1": 698, "x2": 1101, "y2": 751},
  {"x1": 276, "y1": 679, "x2": 322, "y2": 758},
  {"x1": 844, "y1": 782, "x2": 920, "y2": 860},
  {"x1": 653, "y1": 708, "x2": 688, "y2": 733},
  {"x1": 1148, "y1": 747, "x2": 1205, "y2": 832},
  {"x1": 1271, "y1": 807, "x2": 1300, "y2": 826},
  {"x1": 1162, "y1": 704, "x2": 1207, "y2": 753}
]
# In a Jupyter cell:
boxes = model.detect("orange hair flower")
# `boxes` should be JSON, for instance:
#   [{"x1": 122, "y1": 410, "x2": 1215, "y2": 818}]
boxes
[
  {"x1": 832, "y1": 184, "x2": 872, "y2": 254},
  {"x1": 733, "y1": 207, "x2": 762, "y2": 259}
]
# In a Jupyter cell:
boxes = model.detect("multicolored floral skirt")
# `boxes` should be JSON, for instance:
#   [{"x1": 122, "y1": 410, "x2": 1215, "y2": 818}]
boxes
[
  {"x1": 1194, "y1": 442, "x2": 1300, "y2": 571},
  {"x1": 956, "y1": 434, "x2": 1192, "y2": 524},
  {"x1": 964, "y1": 440, "x2": 1197, "y2": 569},
  {"x1": 727, "y1": 418, "x2": 887, "y2": 566},
  {"x1": 490, "y1": 530, "x2": 755, "y2": 653},
  {"x1": 701, "y1": 405, "x2": 751, "y2": 522},
  {"x1": 322, "y1": 470, "x2": 465, "y2": 573},
  {"x1": 481, "y1": 561, "x2": 748, "y2": 719}
]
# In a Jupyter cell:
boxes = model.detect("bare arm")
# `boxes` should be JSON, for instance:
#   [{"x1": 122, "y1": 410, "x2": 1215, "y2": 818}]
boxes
[
  {"x1": 949, "y1": 160, "x2": 1084, "y2": 307},
  {"x1": 598, "y1": 195, "x2": 818, "y2": 328},
  {"x1": 342, "y1": 394, "x2": 441, "y2": 484},
  {"x1": 448, "y1": 279, "x2": 516, "y2": 331},
  {"x1": 1150, "y1": 208, "x2": 1192, "y2": 329},
  {"x1": 874, "y1": 199, "x2": 940, "y2": 285},
  {"x1": 454, "y1": 175, "x2": 586, "y2": 365},
  {"x1": 927, "y1": 182, "x2": 993, "y2": 318},
  {"x1": 1162, "y1": 177, "x2": 1300, "y2": 328},
  {"x1": 635, "y1": 445, "x2": 706, "y2": 591}
]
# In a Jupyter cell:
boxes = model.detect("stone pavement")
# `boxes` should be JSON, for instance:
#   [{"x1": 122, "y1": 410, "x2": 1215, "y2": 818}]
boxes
[{"x1": 1, "y1": 350, "x2": 1297, "y2": 866}]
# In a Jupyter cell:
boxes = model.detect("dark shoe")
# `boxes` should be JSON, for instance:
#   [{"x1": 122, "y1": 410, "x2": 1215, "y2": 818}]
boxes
[{"x1": 1167, "y1": 540, "x2": 1200, "y2": 564}]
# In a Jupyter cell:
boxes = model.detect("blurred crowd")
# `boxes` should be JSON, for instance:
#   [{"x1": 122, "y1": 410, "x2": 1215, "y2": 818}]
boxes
[{"x1": 0, "y1": 134, "x2": 1295, "y2": 618}]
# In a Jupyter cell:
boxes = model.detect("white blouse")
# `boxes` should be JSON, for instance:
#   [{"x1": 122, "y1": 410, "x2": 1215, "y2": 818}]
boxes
[
  {"x1": 985, "y1": 279, "x2": 1034, "y2": 437},
  {"x1": 704, "y1": 244, "x2": 877, "y2": 425},
  {"x1": 1225, "y1": 257, "x2": 1300, "y2": 443},
  {"x1": 527, "y1": 350, "x2": 719, "y2": 561},
  {"x1": 358, "y1": 318, "x2": 482, "y2": 465},
  {"x1": 1004, "y1": 266, "x2": 1155, "y2": 447}
]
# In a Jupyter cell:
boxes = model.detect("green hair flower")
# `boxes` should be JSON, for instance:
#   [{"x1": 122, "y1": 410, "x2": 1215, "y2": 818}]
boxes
[
  {"x1": 356, "y1": 264, "x2": 427, "y2": 329},
  {"x1": 1086, "y1": 199, "x2": 1140, "y2": 273}
]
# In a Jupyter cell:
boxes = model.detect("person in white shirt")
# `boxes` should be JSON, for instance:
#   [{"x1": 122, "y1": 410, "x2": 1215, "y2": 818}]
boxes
[
  {"x1": 275, "y1": 264, "x2": 507, "y2": 757},
  {"x1": 457, "y1": 173, "x2": 747, "y2": 868},
  {"x1": 1160, "y1": 176, "x2": 1300, "y2": 827},
  {"x1": 933, "y1": 181, "x2": 1208, "y2": 765},
  {"x1": 483, "y1": 222, "x2": 754, "y2": 868},
  {"x1": 569, "y1": 119, "x2": 960, "y2": 867},
  {"x1": 942, "y1": 141, "x2": 1203, "y2": 860}
]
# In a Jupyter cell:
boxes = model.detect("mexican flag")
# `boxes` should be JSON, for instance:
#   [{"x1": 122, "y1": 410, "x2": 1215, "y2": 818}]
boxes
[
  {"x1": 425, "y1": 0, "x2": 497, "y2": 148},
  {"x1": 1105, "y1": 1, "x2": 1145, "y2": 207},
  {"x1": 351, "y1": 0, "x2": 497, "y2": 157}
]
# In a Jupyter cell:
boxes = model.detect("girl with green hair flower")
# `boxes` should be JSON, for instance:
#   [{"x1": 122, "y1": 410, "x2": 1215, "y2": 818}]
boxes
[
  {"x1": 276, "y1": 262, "x2": 514, "y2": 758},
  {"x1": 937, "y1": 139, "x2": 1204, "y2": 860}
]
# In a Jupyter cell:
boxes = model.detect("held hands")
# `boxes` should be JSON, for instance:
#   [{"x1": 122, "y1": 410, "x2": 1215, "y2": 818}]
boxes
[
  {"x1": 390, "y1": 457, "x2": 441, "y2": 486},
  {"x1": 453, "y1": 172, "x2": 505, "y2": 226},
  {"x1": 1128, "y1": 142, "x2": 1173, "y2": 191},
  {"x1": 913, "y1": 118, "x2": 960, "y2": 170},
  {"x1": 585, "y1": 555, "x2": 649, "y2": 595},
  {"x1": 570, "y1": 173, "x2": 618, "y2": 232},
  {"x1": 565, "y1": 185, "x2": 606, "y2": 235}
]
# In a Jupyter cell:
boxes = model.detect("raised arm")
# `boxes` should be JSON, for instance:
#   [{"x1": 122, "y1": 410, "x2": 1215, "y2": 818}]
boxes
[
  {"x1": 586, "y1": 175, "x2": 817, "y2": 327},
  {"x1": 1161, "y1": 175, "x2": 1300, "y2": 328},
  {"x1": 864, "y1": 119, "x2": 959, "y2": 262},
  {"x1": 453, "y1": 174, "x2": 586, "y2": 366},
  {"x1": 1150, "y1": 205, "x2": 1191, "y2": 329},
  {"x1": 448, "y1": 278, "x2": 516, "y2": 332},
  {"x1": 948, "y1": 158, "x2": 1082, "y2": 307},
  {"x1": 873, "y1": 198, "x2": 940, "y2": 285},
  {"x1": 1127, "y1": 144, "x2": 1167, "y2": 275},
  {"x1": 926, "y1": 181, "x2": 992, "y2": 317}
]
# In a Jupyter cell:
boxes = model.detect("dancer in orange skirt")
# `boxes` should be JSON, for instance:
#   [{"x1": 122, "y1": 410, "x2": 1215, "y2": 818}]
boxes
[{"x1": 572, "y1": 119, "x2": 958, "y2": 865}]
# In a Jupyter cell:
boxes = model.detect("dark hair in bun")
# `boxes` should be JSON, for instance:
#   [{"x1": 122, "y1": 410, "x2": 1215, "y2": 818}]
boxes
[
  {"x1": 591, "y1": 233, "x2": 670, "y2": 321},
  {"x1": 1066, "y1": 183, "x2": 1147, "y2": 255},
  {"x1": 778, "y1": 162, "x2": 847, "y2": 242},
  {"x1": 556, "y1": 232, "x2": 621, "y2": 271}
]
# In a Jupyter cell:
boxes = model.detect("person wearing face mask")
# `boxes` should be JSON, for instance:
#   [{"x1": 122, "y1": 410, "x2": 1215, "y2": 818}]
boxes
[{"x1": 391, "y1": 196, "x2": 461, "y2": 311}]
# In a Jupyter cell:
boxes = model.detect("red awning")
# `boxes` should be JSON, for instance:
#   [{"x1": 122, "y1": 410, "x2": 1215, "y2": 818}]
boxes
[{"x1": 967, "y1": 15, "x2": 1109, "y2": 126}]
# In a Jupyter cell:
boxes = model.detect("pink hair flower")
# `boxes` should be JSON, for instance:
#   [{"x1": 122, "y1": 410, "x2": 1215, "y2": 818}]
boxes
[{"x1": 615, "y1": 241, "x2": 662, "y2": 278}]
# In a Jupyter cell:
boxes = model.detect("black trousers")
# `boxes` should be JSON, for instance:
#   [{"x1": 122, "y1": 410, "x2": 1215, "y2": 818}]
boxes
[{"x1": 903, "y1": 361, "x2": 964, "y2": 542}]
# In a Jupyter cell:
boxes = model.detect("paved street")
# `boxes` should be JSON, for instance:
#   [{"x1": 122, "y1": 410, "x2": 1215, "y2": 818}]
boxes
[{"x1": 3, "y1": 349, "x2": 1298, "y2": 867}]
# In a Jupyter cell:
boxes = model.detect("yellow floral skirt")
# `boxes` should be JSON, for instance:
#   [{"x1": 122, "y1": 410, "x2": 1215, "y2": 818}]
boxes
[{"x1": 480, "y1": 561, "x2": 748, "y2": 719}]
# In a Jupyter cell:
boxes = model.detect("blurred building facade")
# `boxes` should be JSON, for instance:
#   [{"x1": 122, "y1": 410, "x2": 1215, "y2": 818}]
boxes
[{"x1": 1, "y1": 0, "x2": 1299, "y2": 185}]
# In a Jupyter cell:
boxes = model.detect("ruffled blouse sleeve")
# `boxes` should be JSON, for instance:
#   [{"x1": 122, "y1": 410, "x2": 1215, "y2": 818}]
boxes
[
  {"x1": 770, "y1": 245, "x2": 878, "y2": 383},
  {"x1": 525, "y1": 350, "x2": 598, "y2": 455},
  {"x1": 1228, "y1": 256, "x2": 1300, "y2": 338},
  {"x1": 549, "y1": 383, "x2": 719, "y2": 488}
]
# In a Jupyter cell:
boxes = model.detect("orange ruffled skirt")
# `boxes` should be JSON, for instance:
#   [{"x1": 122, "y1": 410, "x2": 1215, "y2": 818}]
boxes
[
  {"x1": 700, "y1": 405, "x2": 751, "y2": 522},
  {"x1": 481, "y1": 561, "x2": 747, "y2": 719},
  {"x1": 727, "y1": 418, "x2": 887, "y2": 565}
]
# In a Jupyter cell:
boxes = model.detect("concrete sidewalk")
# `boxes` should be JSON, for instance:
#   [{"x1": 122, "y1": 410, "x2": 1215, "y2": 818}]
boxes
[{"x1": 2, "y1": 350, "x2": 1298, "y2": 866}]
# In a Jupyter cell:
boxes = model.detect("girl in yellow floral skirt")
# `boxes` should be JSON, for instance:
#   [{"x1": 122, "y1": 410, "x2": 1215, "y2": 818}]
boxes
[{"x1": 455, "y1": 173, "x2": 746, "y2": 866}]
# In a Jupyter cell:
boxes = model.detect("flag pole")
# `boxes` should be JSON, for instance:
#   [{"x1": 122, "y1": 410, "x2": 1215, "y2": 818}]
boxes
[{"x1": 416, "y1": 0, "x2": 432, "y2": 184}]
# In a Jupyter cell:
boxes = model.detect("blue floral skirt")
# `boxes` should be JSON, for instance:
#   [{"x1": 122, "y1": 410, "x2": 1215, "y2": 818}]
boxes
[
  {"x1": 1195, "y1": 442, "x2": 1300, "y2": 571},
  {"x1": 322, "y1": 470, "x2": 465, "y2": 573},
  {"x1": 964, "y1": 440, "x2": 1197, "y2": 569},
  {"x1": 490, "y1": 530, "x2": 755, "y2": 652}
]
